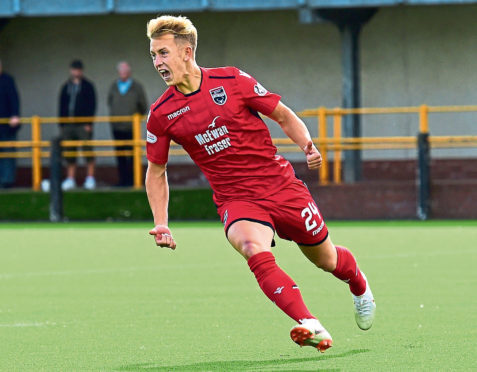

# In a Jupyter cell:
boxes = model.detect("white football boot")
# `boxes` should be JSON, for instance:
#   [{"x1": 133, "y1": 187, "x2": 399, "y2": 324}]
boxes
[
  {"x1": 290, "y1": 318, "x2": 333, "y2": 353},
  {"x1": 61, "y1": 177, "x2": 76, "y2": 191},
  {"x1": 352, "y1": 272, "x2": 376, "y2": 330}
]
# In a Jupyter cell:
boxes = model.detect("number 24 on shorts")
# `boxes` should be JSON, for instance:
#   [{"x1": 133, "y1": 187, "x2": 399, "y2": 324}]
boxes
[{"x1": 301, "y1": 202, "x2": 321, "y2": 232}]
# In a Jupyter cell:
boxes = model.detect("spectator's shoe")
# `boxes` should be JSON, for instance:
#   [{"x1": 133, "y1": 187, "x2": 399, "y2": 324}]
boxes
[
  {"x1": 290, "y1": 318, "x2": 333, "y2": 353},
  {"x1": 353, "y1": 272, "x2": 376, "y2": 330},
  {"x1": 83, "y1": 176, "x2": 96, "y2": 190},
  {"x1": 61, "y1": 177, "x2": 76, "y2": 191}
]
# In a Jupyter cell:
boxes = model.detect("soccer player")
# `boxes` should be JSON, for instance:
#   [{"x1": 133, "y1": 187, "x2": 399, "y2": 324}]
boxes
[{"x1": 145, "y1": 15, "x2": 376, "y2": 353}]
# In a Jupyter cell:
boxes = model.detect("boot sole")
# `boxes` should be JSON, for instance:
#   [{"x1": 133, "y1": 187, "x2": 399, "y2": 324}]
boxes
[{"x1": 290, "y1": 326, "x2": 333, "y2": 353}]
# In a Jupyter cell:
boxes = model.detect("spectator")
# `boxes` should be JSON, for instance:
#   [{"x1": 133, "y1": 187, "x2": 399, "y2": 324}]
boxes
[
  {"x1": 0, "y1": 58, "x2": 21, "y2": 189},
  {"x1": 107, "y1": 61, "x2": 147, "y2": 187},
  {"x1": 58, "y1": 59, "x2": 97, "y2": 190}
]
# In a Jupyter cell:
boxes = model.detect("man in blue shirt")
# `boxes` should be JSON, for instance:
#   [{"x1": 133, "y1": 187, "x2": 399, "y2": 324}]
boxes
[{"x1": 0, "y1": 59, "x2": 21, "y2": 188}]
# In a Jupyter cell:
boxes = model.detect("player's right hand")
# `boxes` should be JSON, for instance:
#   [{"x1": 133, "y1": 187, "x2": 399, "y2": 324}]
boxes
[
  {"x1": 149, "y1": 225, "x2": 177, "y2": 250},
  {"x1": 303, "y1": 140, "x2": 322, "y2": 170}
]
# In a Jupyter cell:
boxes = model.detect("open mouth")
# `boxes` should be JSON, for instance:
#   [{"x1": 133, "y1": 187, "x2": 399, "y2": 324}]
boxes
[{"x1": 159, "y1": 69, "x2": 171, "y2": 81}]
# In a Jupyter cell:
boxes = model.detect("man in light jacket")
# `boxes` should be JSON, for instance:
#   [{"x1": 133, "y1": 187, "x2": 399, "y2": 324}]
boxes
[{"x1": 108, "y1": 61, "x2": 147, "y2": 187}]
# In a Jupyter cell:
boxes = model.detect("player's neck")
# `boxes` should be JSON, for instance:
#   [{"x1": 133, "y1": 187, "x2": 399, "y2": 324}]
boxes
[{"x1": 175, "y1": 64, "x2": 201, "y2": 95}]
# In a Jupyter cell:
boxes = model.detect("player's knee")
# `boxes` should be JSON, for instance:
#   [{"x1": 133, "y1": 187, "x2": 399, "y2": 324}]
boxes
[{"x1": 240, "y1": 240, "x2": 269, "y2": 259}]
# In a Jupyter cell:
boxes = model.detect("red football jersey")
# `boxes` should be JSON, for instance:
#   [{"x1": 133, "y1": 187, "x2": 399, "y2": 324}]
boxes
[{"x1": 146, "y1": 66, "x2": 296, "y2": 204}]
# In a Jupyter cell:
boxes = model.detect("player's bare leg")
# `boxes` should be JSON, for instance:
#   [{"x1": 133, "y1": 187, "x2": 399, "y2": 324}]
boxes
[
  {"x1": 227, "y1": 220, "x2": 332, "y2": 352},
  {"x1": 298, "y1": 236, "x2": 337, "y2": 272},
  {"x1": 299, "y1": 236, "x2": 376, "y2": 330}
]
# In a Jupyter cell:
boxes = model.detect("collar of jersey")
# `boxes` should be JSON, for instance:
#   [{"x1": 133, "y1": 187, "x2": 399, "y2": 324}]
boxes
[{"x1": 174, "y1": 67, "x2": 203, "y2": 97}]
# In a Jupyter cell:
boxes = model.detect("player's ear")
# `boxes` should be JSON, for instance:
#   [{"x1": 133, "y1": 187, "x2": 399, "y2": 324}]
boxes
[{"x1": 183, "y1": 45, "x2": 193, "y2": 62}]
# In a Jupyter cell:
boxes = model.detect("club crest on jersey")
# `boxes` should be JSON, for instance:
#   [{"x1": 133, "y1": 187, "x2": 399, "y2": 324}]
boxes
[{"x1": 209, "y1": 86, "x2": 227, "y2": 105}]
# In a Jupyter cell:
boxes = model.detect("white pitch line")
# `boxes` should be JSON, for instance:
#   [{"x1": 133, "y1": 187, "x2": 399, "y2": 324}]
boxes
[{"x1": 0, "y1": 321, "x2": 56, "y2": 328}]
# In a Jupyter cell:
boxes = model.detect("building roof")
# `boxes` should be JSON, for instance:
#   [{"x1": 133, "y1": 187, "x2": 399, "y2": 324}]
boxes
[{"x1": 1, "y1": 0, "x2": 476, "y2": 17}]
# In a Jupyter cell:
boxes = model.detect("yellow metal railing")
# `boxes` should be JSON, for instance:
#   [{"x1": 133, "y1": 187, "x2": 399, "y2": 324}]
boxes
[
  {"x1": 0, "y1": 114, "x2": 145, "y2": 191},
  {"x1": 1, "y1": 104, "x2": 477, "y2": 190},
  {"x1": 297, "y1": 104, "x2": 477, "y2": 185}
]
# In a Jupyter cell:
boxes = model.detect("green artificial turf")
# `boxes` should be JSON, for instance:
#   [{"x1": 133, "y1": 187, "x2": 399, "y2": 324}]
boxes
[{"x1": 0, "y1": 221, "x2": 476, "y2": 371}]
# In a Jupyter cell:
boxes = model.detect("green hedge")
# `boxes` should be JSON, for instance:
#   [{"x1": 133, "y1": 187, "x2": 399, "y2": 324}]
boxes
[{"x1": 0, "y1": 189, "x2": 219, "y2": 221}]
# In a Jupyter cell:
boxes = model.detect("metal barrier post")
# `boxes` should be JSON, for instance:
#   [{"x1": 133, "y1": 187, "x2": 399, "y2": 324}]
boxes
[
  {"x1": 419, "y1": 104, "x2": 429, "y2": 134},
  {"x1": 318, "y1": 107, "x2": 329, "y2": 184},
  {"x1": 31, "y1": 116, "x2": 42, "y2": 191},
  {"x1": 417, "y1": 105, "x2": 430, "y2": 220},
  {"x1": 49, "y1": 137, "x2": 63, "y2": 222},
  {"x1": 132, "y1": 113, "x2": 143, "y2": 189},
  {"x1": 333, "y1": 110, "x2": 342, "y2": 184}
]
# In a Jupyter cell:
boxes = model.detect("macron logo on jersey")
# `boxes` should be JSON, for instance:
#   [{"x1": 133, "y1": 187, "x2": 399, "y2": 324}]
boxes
[{"x1": 167, "y1": 106, "x2": 190, "y2": 120}]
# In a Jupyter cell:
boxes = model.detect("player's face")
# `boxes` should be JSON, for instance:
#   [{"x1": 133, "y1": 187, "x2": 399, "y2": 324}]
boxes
[{"x1": 150, "y1": 34, "x2": 188, "y2": 87}]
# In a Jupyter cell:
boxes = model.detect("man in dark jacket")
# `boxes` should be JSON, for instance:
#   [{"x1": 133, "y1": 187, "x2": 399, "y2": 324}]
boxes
[
  {"x1": 0, "y1": 59, "x2": 21, "y2": 188},
  {"x1": 108, "y1": 61, "x2": 147, "y2": 186},
  {"x1": 58, "y1": 59, "x2": 97, "y2": 190}
]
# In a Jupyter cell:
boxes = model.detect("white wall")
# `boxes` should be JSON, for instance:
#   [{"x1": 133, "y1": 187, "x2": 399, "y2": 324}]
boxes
[
  {"x1": 0, "y1": 5, "x2": 476, "y2": 165},
  {"x1": 361, "y1": 4, "x2": 477, "y2": 159}
]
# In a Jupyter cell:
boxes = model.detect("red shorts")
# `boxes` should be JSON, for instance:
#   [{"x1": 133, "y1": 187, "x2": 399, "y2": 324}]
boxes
[{"x1": 216, "y1": 178, "x2": 328, "y2": 246}]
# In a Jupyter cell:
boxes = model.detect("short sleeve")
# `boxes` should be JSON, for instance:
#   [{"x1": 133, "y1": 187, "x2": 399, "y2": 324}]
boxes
[
  {"x1": 234, "y1": 68, "x2": 281, "y2": 115},
  {"x1": 146, "y1": 109, "x2": 171, "y2": 165}
]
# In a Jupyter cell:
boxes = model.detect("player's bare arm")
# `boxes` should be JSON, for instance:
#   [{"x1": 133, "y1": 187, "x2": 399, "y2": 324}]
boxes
[
  {"x1": 145, "y1": 161, "x2": 177, "y2": 249},
  {"x1": 268, "y1": 101, "x2": 322, "y2": 170}
]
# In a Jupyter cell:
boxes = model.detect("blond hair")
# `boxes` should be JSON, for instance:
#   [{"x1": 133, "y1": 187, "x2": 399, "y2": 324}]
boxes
[{"x1": 147, "y1": 15, "x2": 198, "y2": 52}]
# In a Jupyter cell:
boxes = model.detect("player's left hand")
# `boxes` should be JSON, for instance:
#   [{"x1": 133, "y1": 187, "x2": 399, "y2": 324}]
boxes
[
  {"x1": 149, "y1": 225, "x2": 177, "y2": 250},
  {"x1": 303, "y1": 140, "x2": 322, "y2": 169}
]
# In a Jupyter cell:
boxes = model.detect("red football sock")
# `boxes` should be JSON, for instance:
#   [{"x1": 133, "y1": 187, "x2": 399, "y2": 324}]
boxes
[
  {"x1": 247, "y1": 251, "x2": 315, "y2": 323},
  {"x1": 332, "y1": 245, "x2": 366, "y2": 296}
]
